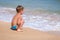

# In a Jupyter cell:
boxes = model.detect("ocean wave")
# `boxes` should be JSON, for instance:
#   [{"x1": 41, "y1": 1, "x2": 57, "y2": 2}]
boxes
[
  {"x1": 0, "y1": 7, "x2": 60, "y2": 31},
  {"x1": 0, "y1": 7, "x2": 15, "y2": 22}
]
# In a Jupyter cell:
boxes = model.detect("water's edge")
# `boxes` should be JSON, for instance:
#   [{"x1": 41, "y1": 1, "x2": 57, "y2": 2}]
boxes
[{"x1": 0, "y1": 7, "x2": 60, "y2": 31}]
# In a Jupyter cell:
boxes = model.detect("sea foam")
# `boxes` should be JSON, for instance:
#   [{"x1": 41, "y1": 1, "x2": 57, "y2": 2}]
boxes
[{"x1": 0, "y1": 7, "x2": 60, "y2": 31}]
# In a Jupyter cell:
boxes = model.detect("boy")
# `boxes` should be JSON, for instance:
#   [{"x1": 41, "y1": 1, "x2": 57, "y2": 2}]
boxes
[{"x1": 11, "y1": 5, "x2": 24, "y2": 32}]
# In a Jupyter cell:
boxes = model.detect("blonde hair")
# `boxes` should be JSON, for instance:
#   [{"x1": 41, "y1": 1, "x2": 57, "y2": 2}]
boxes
[{"x1": 16, "y1": 5, "x2": 24, "y2": 13}]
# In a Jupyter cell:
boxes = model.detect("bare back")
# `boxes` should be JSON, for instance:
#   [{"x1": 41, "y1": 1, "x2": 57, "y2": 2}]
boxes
[{"x1": 11, "y1": 14, "x2": 20, "y2": 26}]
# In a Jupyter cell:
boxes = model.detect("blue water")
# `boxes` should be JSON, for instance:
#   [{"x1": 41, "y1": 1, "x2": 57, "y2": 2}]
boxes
[
  {"x1": 0, "y1": 0, "x2": 60, "y2": 12},
  {"x1": 0, "y1": 0, "x2": 60, "y2": 31}
]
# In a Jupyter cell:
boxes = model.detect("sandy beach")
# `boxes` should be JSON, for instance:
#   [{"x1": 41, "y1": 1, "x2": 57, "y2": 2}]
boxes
[{"x1": 0, "y1": 21, "x2": 60, "y2": 40}]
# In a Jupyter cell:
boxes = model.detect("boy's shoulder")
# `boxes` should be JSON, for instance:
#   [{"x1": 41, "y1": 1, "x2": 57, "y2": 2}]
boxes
[
  {"x1": 16, "y1": 13, "x2": 22, "y2": 18},
  {"x1": 14, "y1": 14, "x2": 19, "y2": 18}
]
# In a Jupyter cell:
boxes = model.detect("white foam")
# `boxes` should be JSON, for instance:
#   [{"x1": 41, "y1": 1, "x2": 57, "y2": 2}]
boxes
[
  {"x1": 0, "y1": 7, "x2": 15, "y2": 22},
  {"x1": 0, "y1": 7, "x2": 60, "y2": 31}
]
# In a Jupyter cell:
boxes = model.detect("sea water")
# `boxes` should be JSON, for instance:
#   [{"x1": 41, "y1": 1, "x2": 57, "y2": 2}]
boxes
[{"x1": 0, "y1": 0, "x2": 60, "y2": 31}]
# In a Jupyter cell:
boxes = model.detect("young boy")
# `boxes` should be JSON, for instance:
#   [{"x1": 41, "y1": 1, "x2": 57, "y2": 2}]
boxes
[{"x1": 11, "y1": 5, "x2": 24, "y2": 32}]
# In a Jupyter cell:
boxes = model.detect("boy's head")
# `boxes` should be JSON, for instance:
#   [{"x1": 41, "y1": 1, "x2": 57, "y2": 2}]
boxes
[{"x1": 16, "y1": 5, "x2": 24, "y2": 14}]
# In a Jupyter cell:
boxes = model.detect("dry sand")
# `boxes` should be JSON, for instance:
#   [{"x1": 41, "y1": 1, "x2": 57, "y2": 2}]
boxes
[{"x1": 0, "y1": 21, "x2": 60, "y2": 40}]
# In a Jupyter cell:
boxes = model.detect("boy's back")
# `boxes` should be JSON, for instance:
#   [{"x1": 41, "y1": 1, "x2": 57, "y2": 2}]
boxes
[{"x1": 12, "y1": 13, "x2": 19, "y2": 26}]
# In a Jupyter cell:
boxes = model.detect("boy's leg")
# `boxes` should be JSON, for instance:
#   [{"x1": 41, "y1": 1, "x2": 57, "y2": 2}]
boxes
[{"x1": 17, "y1": 20, "x2": 24, "y2": 31}]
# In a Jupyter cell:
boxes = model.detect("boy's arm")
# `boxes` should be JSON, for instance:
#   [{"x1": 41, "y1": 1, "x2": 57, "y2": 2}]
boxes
[{"x1": 17, "y1": 15, "x2": 22, "y2": 25}]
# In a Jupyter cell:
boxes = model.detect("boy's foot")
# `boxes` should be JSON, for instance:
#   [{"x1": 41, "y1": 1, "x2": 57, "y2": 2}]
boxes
[{"x1": 17, "y1": 29, "x2": 23, "y2": 32}]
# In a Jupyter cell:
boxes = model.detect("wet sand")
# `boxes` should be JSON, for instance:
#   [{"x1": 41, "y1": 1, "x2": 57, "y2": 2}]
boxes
[{"x1": 0, "y1": 21, "x2": 60, "y2": 40}]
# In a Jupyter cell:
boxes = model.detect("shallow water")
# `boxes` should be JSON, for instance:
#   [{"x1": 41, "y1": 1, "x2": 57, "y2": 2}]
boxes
[{"x1": 0, "y1": 7, "x2": 60, "y2": 31}]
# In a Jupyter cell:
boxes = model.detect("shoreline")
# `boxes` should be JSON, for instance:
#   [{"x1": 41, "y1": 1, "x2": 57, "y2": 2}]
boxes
[
  {"x1": 0, "y1": 20, "x2": 60, "y2": 36},
  {"x1": 0, "y1": 21, "x2": 60, "y2": 40}
]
